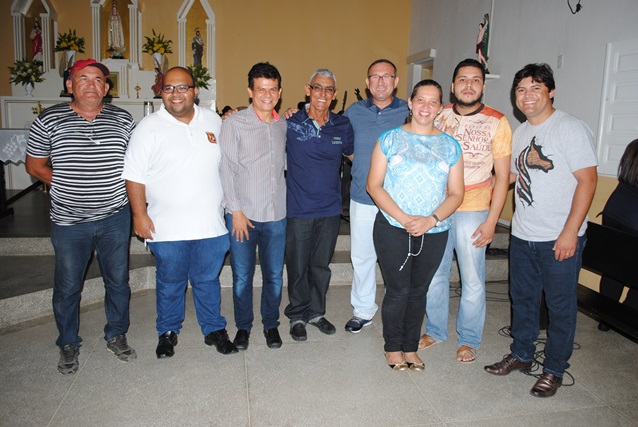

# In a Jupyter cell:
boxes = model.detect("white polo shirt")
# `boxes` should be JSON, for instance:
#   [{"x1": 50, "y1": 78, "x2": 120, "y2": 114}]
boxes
[{"x1": 122, "y1": 104, "x2": 227, "y2": 242}]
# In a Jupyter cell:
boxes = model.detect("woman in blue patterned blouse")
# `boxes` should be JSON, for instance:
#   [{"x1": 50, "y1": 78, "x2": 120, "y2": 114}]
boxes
[{"x1": 367, "y1": 80, "x2": 464, "y2": 371}]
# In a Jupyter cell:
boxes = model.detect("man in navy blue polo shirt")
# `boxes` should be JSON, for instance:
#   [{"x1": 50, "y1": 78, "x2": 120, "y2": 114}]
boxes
[{"x1": 284, "y1": 69, "x2": 354, "y2": 341}]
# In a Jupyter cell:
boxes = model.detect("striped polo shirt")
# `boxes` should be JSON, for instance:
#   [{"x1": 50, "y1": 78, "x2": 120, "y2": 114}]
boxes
[{"x1": 27, "y1": 102, "x2": 135, "y2": 225}]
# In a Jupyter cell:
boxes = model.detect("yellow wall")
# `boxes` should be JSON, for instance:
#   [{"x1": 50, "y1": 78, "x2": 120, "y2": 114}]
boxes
[
  {"x1": 210, "y1": 0, "x2": 411, "y2": 110},
  {"x1": 1, "y1": 0, "x2": 411, "y2": 113}
]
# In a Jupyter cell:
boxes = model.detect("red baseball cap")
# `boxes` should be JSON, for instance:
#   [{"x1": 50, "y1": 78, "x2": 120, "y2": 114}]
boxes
[{"x1": 69, "y1": 59, "x2": 110, "y2": 78}]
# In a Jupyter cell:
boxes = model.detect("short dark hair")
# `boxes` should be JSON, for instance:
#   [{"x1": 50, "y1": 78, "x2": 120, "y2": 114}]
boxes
[
  {"x1": 619, "y1": 138, "x2": 638, "y2": 187},
  {"x1": 165, "y1": 66, "x2": 196, "y2": 86},
  {"x1": 367, "y1": 59, "x2": 397, "y2": 76},
  {"x1": 452, "y1": 58, "x2": 486, "y2": 81},
  {"x1": 410, "y1": 79, "x2": 443, "y2": 104},
  {"x1": 248, "y1": 62, "x2": 281, "y2": 89},
  {"x1": 512, "y1": 63, "x2": 556, "y2": 92}
]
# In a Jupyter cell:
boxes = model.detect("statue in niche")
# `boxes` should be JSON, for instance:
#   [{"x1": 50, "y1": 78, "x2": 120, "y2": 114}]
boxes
[
  {"x1": 31, "y1": 20, "x2": 43, "y2": 63},
  {"x1": 107, "y1": 1, "x2": 126, "y2": 58},
  {"x1": 192, "y1": 28, "x2": 204, "y2": 65},
  {"x1": 476, "y1": 13, "x2": 490, "y2": 73}
]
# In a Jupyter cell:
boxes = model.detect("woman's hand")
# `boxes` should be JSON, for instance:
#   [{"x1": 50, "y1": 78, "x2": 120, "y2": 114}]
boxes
[{"x1": 403, "y1": 215, "x2": 436, "y2": 237}]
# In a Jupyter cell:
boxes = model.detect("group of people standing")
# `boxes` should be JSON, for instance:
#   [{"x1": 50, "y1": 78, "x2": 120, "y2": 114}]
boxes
[{"x1": 26, "y1": 56, "x2": 599, "y2": 400}]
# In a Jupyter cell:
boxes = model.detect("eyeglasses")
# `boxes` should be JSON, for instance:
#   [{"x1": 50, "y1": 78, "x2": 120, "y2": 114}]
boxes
[
  {"x1": 368, "y1": 74, "x2": 396, "y2": 83},
  {"x1": 308, "y1": 84, "x2": 336, "y2": 95},
  {"x1": 161, "y1": 84, "x2": 196, "y2": 94}
]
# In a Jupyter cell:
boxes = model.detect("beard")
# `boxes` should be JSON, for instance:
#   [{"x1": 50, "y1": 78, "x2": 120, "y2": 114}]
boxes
[{"x1": 455, "y1": 92, "x2": 483, "y2": 107}]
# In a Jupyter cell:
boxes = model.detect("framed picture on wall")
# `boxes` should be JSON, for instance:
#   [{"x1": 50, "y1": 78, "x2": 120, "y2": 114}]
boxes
[{"x1": 107, "y1": 72, "x2": 120, "y2": 98}]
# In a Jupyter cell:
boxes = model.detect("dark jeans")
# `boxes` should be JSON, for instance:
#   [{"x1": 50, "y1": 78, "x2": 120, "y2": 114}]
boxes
[
  {"x1": 225, "y1": 213, "x2": 286, "y2": 331},
  {"x1": 51, "y1": 207, "x2": 131, "y2": 348},
  {"x1": 373, "y1": 212, "x2": 448, "y2": 353},
  {"x1": 509, "y1": 235, "x2": 586, "y2": 377},
  {"x1": 284, "y1": 215, "x2": 341, "y2": 323}
]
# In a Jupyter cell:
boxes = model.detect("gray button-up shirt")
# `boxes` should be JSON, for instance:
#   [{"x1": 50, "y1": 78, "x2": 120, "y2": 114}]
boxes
[{"x1": 219, "y1": 104, "x2": 287, "y2": 222}]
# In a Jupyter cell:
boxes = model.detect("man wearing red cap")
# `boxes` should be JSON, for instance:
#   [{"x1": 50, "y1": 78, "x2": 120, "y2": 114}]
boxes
[{"x1": 26, "y1": 59, "x2": 137, "y2": 375}]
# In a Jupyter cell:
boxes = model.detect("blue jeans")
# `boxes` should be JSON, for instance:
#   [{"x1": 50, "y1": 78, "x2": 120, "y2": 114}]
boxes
[
  {"x1": 225, "y1": 213, "x2": 286, "y2": 331},
  {"x1": 51, "y1": 207, "x2": 131, "y2": 349},
  {"x1": 374, "y1": 213, "x2": 448, "y2": 352},
  {"x1": 425, "y1": 211, "x2": 487, "y2": 349},
  {"x1": 284, "y1": 215, "x2": 341, "y2": 323},
  {"x1": 148, "y1": 235, "x2": 230, "y2": 336},
  {"x1": 509, "y1": 235, "x2": 585, "y2": 377}
]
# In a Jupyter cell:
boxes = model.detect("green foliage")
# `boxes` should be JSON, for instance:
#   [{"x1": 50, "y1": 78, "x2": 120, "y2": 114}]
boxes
[
  {"x1": 55, "y1": 29, "x2": 86, "y2": 53},
  {"x1": 143, "y1": 29, "x2": 173, "y2": 54},
  {"x1": 186, "y1": 64, "x2": 212, "y2": 89},
  {"x1": 9, "y1": 60, "x2": 45, "y2": 86}
]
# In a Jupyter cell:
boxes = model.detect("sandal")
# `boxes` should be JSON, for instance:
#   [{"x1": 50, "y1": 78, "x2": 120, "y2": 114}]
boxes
[
  {"x1": 418, "y1": 333, "x2": 440, "y2": 350},
  {"x1": 404, "y1": 352, "x2": 425, "y2": 371},
  {"x1": 385, "y1": 352, "x2": 407, "y2": 371},
  {"x1": 456, "y1": 345, "x2": 477, "y2": 363}
]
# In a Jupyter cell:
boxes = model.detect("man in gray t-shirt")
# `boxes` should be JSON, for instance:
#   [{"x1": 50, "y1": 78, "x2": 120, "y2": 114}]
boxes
[{"x1": 484, "y1": 64, "x2": 598, "y2": 398}]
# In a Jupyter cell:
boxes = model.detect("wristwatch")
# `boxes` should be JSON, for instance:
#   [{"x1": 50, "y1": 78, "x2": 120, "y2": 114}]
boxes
[{"x1": 431, "y1": 213, "x2": 442, "y2": 227}]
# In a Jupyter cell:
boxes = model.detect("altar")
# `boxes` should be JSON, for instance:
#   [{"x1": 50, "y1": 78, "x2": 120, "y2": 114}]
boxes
[
  {"x1": 0, "y1": 129, "x2": 30, "y2": 218},
  {"x1": 3, "y1": 0, "x2": 218, "y2": 187}
]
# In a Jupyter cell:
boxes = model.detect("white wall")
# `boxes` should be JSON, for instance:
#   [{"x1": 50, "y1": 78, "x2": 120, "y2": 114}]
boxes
[{"x1": 409, "y1": 0, "x2": 638, "y2": 138}]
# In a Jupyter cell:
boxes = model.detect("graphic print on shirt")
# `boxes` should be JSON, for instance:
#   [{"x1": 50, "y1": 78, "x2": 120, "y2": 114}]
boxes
[
  {"x1": 435, "y1": 108, "x2": 500, "y2": 188},
  {"x1": 206, "y1": 132, "x2": 217, "y2": 143},
  {"x1": 515, "y1": 136, "x2": 554, "y2": 207},
  {"x1": 288, "y1": 121, "x2": 317, "y2": 141}
]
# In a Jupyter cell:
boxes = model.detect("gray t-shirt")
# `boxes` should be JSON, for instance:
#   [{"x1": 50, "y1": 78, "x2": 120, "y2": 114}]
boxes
[{"x1": 511, "y1": 109, "x2": 598, "y2": 241}]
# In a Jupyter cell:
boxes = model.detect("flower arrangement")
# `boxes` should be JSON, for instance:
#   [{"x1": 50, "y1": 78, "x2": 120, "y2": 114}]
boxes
[
  {"x1": 8, "y1": 60, "x2": 45, "y2": 87},
  {"x1": 55, "y1": 29, "x2": 85, "y2": 53},
  {"x1": 186, "y1": 64, "x2": 211, "y2": 90},
  {"x1": 143, "y1": 29, "x2": 173, "y2": 54}
]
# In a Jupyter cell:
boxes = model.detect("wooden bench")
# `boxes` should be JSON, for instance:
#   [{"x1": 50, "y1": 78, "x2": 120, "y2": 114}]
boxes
[{"x1": 577, "y1": 221, "x2": 638, "y2": 339}]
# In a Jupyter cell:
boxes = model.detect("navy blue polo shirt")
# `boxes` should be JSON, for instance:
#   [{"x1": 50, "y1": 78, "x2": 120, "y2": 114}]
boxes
[{"x1": 286, "y1": 108, "x2": 354, "y2": 218}]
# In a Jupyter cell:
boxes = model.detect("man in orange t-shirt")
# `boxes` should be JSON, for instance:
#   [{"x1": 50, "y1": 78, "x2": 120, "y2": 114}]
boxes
[{"x1": 421, "y1": 59, "x2": 512, "y2": 363}]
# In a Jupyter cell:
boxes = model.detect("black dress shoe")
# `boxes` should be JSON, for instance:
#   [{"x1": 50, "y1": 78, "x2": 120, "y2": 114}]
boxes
[
  {"x1": 204, "y1": 329, "x2": 238, "y2": 355},
  {"x1": 264, "y1": 328, "x2": 282, "y2": 348},
  {"x1": 530, "y1": 372, "x2": 562, "y2": 397},
  {"x1": 484, "y1": 354, "x2": 532, "y2": 375},
  {"x1": 309, "y1": 317, "x2": 336, "y2": 335},
  {"x1": 156, "y1": 331, "x2": 178, "y2": 359},
  {"x1": 234, "y1": 329, "x2": 250, "y2": 351},
  {"x1": 289, "y1": 323, "x2": 307, "y2": 341}
]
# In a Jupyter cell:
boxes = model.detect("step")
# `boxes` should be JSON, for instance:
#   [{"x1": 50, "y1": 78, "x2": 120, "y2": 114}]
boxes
[{"x1": 0, "y1": 225, "x2": 510, "y2": 329}]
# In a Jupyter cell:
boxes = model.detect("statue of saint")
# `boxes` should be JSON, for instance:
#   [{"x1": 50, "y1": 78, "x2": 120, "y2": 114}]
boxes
[
  {"x1": 31, "y1": 20, "x2": 43, "y2": 63},
  {"x1": 192, "y1": 28, "x2": 204, "y2": 66},
  {"x1": 108, "y1": 2, "x2": 126, "y2": 58}
]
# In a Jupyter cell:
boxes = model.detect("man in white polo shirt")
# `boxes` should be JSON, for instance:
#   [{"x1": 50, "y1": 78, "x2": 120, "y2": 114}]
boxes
[{"x1": 123, "y1": 66, "x2": 237, "y2": 358}]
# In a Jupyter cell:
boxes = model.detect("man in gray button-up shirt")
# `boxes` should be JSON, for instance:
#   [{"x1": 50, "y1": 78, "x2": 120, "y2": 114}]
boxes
[{"x1": 219, "y1": 62, "x2": 287, "y2": 351}]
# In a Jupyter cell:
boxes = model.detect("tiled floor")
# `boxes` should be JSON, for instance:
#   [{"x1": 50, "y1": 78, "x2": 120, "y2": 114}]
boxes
[{"x1": 1, "y1": 283, "x2": 637, "y2": 426}]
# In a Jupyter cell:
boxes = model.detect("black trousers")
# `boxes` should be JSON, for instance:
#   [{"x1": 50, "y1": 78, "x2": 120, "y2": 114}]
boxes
[
  {"x1": 284, "y1": 215, "x2": 341, "y2": 323},
  {"x1": 373, "y1": 212, "x2": 448, "y2": 352}
]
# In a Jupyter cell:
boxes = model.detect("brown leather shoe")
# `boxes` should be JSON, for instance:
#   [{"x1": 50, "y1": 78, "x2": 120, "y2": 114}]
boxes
[
  {"x1": 530, "y1": 372, "x2": 562, "y2": 397},
  {"x1": 484, "y1": 354, "x2": 532, "y2": 375}
]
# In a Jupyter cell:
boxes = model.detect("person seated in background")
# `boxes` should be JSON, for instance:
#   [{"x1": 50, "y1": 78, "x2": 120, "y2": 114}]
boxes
[{"x1": 599, "y1": 138, "x2": 638, "y2": 311}]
